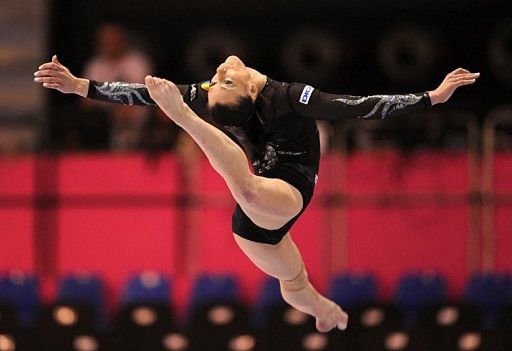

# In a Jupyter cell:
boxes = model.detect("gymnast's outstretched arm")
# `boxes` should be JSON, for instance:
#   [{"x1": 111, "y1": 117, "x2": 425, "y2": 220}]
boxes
[
  {"x1": 34, "y1": 55, "x2": 210, "y2": 115},
  {"x1": 288, "y1": 68, "x2": 479, "y2": 121}
]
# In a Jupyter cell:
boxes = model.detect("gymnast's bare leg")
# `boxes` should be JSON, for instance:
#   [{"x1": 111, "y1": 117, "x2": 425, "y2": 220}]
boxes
[
  {"x1": 145, "y1": 76, "x2": 348, "y2": 332},
  {"x1": 234, "y1": 233, "x2": 348, "y2": 332}
]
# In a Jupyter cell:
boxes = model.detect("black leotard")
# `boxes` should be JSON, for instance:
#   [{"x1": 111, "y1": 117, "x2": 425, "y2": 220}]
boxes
[{"x1": 87, "y1": 78, "x2": 431, "y2": 244}]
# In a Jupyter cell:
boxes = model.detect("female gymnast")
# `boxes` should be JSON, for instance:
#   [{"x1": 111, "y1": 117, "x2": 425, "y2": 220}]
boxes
[{"x1": 34, "y1": 54, "x2": 478, "y2": 332}]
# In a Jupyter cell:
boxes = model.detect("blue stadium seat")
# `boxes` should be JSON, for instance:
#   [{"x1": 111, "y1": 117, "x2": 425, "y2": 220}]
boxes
[
  {"x1": 0, "y1": 270, "x2": 39, "y2": 328},
  {"x1": 188, "y1": 274, "x2": 247, "y2": 349},
  {"x1": 57, "y1": 272, "x2": 105, "y2": 328},
  {"x1": 464, "y1": 272, "x2": 509, "y2": 328},
  {"x1": 328, "y1": 272, "x2": 378, "y2": 309},
  {"x1": 121, "y1": 271, "x2": 171, "y2": 305},
  {"x1": 190, "y1": 274, "x2": 239, "y2": 308},
  {"x1": 395, "y1": 271, "x2": 446, "y2": 327},
  {"x1": 113, "y1": 272, "x2": 175, "y2": 350},
  {"x1": 253, "y1": 277, "x2": 283, "y2": 328},
  {"x1": 256, "y1": 277, "x2": 282, "y2": 309}
]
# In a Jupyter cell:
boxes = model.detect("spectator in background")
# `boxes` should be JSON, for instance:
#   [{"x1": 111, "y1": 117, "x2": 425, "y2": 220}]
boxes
[{"x1": 81, "y1": 22, "x2": 153, "y2": 151}]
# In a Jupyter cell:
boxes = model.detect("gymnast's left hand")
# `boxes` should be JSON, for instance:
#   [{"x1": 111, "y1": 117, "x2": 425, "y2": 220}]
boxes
[{"x1": 428, "y1": 68, "x2": 479, "y2": 105}]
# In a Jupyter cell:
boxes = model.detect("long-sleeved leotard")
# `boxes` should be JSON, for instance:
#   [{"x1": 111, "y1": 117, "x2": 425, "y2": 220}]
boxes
[
  {"x1": 87, "y1": 79, "x2": 430, "y2": 122},
  {"x1": 87, "y1": 78, "x2": 431, "y2": 244}
]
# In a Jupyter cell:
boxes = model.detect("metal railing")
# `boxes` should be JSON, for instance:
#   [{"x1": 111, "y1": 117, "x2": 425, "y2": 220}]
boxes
[{"x1": 481, "y1": 105, "x2": 512, "y2": 271}]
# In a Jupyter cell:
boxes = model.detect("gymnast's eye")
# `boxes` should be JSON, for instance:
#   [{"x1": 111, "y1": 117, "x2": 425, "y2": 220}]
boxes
[{"x1": 224, "y1": 79, "x2": 233, "y2": 85}]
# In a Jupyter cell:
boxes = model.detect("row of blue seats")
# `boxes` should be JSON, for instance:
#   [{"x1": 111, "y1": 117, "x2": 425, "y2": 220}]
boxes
[{"x1": 1, "y1": 270, "x2": 511, "y2": 329}]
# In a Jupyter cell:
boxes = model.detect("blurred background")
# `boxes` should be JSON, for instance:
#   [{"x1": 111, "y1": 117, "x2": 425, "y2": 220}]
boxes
[{"x1": 1, "y1": 0, "x2": 512, "y2": 350}]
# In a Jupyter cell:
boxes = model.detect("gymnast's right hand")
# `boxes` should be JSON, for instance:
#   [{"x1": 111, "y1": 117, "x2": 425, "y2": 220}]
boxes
[{"x1": 34, "y1": 55, "x2": 89, "y2": 97}]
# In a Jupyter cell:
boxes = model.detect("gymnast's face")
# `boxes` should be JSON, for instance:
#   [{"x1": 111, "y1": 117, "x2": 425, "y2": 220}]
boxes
[{"x1": 208, "y1": 56, "x2": 256, "y2": 107}]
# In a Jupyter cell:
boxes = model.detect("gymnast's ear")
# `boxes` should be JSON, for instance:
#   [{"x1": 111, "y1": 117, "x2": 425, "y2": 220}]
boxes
[{"x1": 249, "y1": 82, "x2": 258, "y2": 101}]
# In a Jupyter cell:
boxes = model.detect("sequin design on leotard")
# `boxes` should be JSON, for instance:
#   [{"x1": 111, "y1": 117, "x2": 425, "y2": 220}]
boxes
[
  {"x1": 252, "y1": 142, "x2": 307, "y2": 174},
  {"x1": 93, "y1": 82, "x2": 153, "y2": 106},
  {"x1": 333, "y1": 94, "x2": 423, "y2": 119},
  {"x1": 253, "y1": 142, "x2": 278, "y2": 174}
]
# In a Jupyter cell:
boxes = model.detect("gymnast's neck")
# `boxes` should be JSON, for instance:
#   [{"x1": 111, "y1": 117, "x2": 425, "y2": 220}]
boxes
[{"x1": 247, "y1": 67, "x2": 267, "y2": 94}]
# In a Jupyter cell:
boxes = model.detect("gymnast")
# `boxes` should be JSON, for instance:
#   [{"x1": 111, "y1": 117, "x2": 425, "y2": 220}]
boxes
[{"x1": 34, "y1": 54, "x2": 478, "y2": 332}]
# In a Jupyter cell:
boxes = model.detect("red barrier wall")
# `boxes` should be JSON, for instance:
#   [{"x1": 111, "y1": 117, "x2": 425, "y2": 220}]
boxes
[
  {"x1": 347, "y1": 206, "x2": 468, "y2": 298},
  {"x1": 344, "y1": 151, "x2": 471, "y2": 297},
  {"x1": 0, "y1": 157, "x2": 35, "y2": 273},
  {"x1": 0, "y1": 208, "x2": 34, "y2": 272},
  {"x1": 346, "y1": 151, "x2": 469, "y2": 195},
  {"x1": 55, "y1": 154, "x2": 182, "y2": 307}
]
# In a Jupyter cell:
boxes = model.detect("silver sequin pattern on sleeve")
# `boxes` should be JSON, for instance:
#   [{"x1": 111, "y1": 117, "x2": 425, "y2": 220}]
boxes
[
  {"x1": 333, "y1": 94, "x2": 423, "y2": 119},
  {"x1": 94, "y1": 82, "x2": 153, "y2": 106}
]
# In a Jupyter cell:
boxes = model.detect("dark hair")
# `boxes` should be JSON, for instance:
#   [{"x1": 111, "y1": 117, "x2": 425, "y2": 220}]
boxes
[{"x1": 208, "y1": 96, "x2": 256, "y2": 127}]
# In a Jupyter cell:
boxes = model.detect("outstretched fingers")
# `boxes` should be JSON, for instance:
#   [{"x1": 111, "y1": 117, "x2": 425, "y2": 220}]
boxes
[
  {"x1": 42, "y1": 83, "x2": 60, "y2": 89},
  {"x1": 34, "y1": 56, "x2": 67, "y2": 89},
  {"x1": 34, "y1": 76, "x2": 50, "y2": 84},
  {"x1": 451, "y1": 72, "x2": 480, "y2": 80},
  {"x1": 34, "y1": 69, "x2": 59, "y2": 77},
  {"x1": 450, "y1": 67, "x2": 470, "y2": 75},
  {"x1": 38, "y1": 61, "x2": 64, "y2": 72},
  {"x1": 449, "y1": 74, "x2": 479, "y2": 88},
  {"x1": 448, "y1": 72, "x2": 480, "y2": 82},
  {"x1": 33, "y1": 73, "x2": 60, "y2": 89},
  {"x1": 456, "y1": 79, "x2": 477, "y2": 87}
]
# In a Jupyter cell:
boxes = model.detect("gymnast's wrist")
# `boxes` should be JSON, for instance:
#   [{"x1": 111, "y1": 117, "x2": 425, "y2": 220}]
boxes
[
  {"x1": 75, "y1": 78, "x2": 90, "y2": 97},
  {"x1": 427, "y1": 90, "x2": 440, "y2": 106}
]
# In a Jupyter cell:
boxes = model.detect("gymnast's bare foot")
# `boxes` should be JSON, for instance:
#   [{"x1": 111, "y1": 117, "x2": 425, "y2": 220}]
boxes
[
  {"x1": 145, "y1": 75, "x2": 187, "y2": 125},
  {"x1": 313, "y1": 294, "x2": 349, "y2": 332},
  {"x1": 281, "y1": 278, "x2": 349, "y2": 332}
]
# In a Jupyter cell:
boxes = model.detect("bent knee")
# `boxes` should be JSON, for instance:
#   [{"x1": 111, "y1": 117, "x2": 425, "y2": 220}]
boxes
[
  {"x1": 234, "y1": 175, "x2": 303, "y2": 224},
  {"x1": 236, "y1": 178, "x2": 259, "y2": 205}
]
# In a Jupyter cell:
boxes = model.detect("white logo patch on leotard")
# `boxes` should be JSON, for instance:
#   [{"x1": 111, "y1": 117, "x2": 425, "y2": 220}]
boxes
[
  {"x1": 189, "y1": 84, "x2": 197, "y2": 101},
  {"x1": 299, "y1": 85, "x2": 314, "y2": 105}
]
